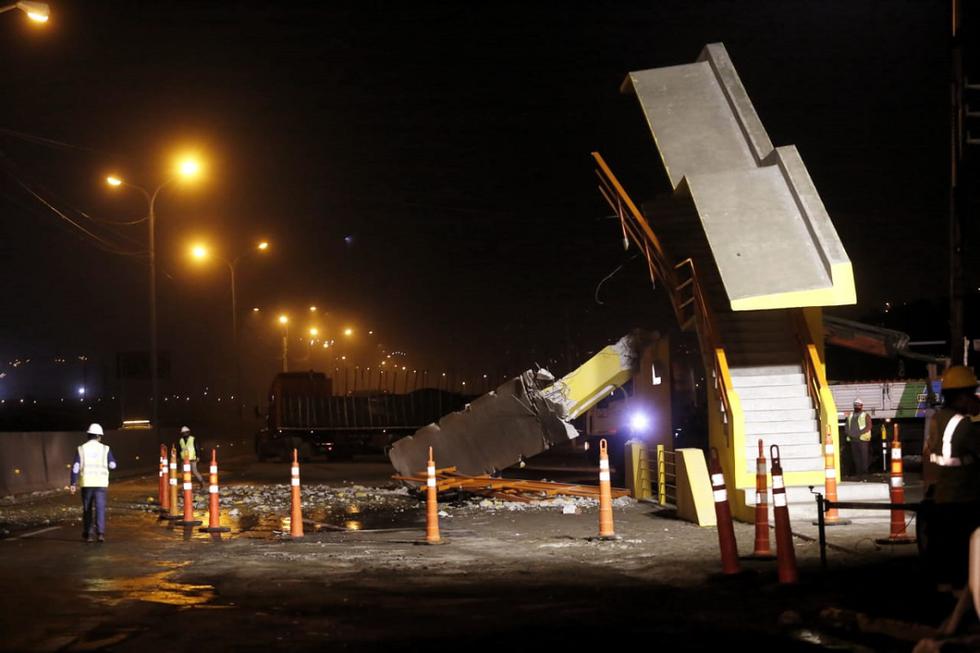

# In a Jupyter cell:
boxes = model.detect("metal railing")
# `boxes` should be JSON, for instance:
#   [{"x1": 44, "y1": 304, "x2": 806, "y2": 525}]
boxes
[
  {"x1": 656, "y1": 444, "x2": 677, "y2": 506},
  {"x1": 593, "y1": 151, "x2": 735, "y2": 446}
]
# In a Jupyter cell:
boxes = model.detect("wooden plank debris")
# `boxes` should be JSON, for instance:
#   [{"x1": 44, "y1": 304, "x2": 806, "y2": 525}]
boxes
[{"x1": 393, "y1": 469, "x2": 630, "y2": 501}]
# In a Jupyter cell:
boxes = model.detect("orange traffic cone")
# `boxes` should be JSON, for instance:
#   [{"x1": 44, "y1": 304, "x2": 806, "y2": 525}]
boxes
[
  {"x1": 751, "y1": 439, "x2": 775, "y2": 559},
  {"x1": 157, "y1": 444, "x2": 167, "y2": 511},
  {"x1": 709, "y1": 448, "x2": 740, "y2": 574},
  {"x1": 200, "y1": 449, "x2": 230, "y2": 534},
  {"x1": 164, "y1": 446, "x2": 180, "y2": 522},
  {"x1": 598, "y1": 439, "x2": 616, "y2": 539},
  {"x1": 425, "y1": 447, "x2": 441, "y2": 544},
  {"x1": 175, "y1": 454, "x2": 202, "y2": 527},
  {"x1": 876, "y1": 424, "x2": 915, "y2": 545},
  {"x1": 814, "y1": 427, "x2": 850, "y2": 526},
  {"x1": 289, "y1": 448, "x2": 304, "y2": 539},
  {"x1": 770, "y1": 445, "x2": 798, "y2": 584}
]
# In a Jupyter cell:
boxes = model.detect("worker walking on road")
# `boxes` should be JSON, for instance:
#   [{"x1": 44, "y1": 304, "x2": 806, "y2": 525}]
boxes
[
  {"x1": 69, "y1": 423, "x2": 117, "y2": 543},
  {"x1": 922, "y1": 365, "x2": 980, "y2": 588},
  {"x1": 846, "y1": 399, "x2": 872, "y2": 476},
  {"x1": 178, "y1": 426, "x2": 204, "y2": 488}
]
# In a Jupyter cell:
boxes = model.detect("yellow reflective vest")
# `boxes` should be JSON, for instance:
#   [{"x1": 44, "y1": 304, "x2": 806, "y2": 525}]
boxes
[
  {"x1": 78, "y1": 440, "x2": 110, "y2": 488},
  {"x1": 179, "y1": 435, "x2": 197, "y2": 461}
]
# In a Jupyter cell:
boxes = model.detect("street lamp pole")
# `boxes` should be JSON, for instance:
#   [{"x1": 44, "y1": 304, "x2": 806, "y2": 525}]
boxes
[{"x1": 107, "y1": 156, "x2": 200, "y2": 437}]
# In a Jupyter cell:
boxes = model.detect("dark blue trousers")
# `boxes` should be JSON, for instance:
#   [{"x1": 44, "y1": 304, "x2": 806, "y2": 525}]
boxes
[{"x1": 81, "y1": 487, "x2": 107, "y2": 537}]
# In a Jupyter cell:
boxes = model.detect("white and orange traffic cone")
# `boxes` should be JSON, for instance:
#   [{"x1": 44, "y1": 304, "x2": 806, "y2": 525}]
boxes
[
  {"x1": 157, "y1": 444, "x2": 167, "y2": 511},
  {"x1": 289, "y1": 448, "x2": 304, "y2": 539},
  {"x1": 200, "y1": 449, "x2": 230, "y2": 534},
  {"x1": 814, "y1": 427, "x2": 850, "y2": 526},
  {"x1": 164, "y1": 446, "x2": 180, "y2": 522},
  {"x1": 425, "y1": 446, "x2": 441, "y2": 544},
  {"x1": 175, "y1": 454, "x2": 202, "y2": 527},
  {"x1": 709, "y1": 448, "x2": 740, "y2": 574},
  {"x1": 876, "y1": 424, "x2": 915, "y2": 545},
  {"x1": 598, "y1": 439, "x2": 616, "y2": 539},
  {"x1": 771, "y1": 444, "x2": 798, "y2": 584},
  {"x1": 751, "y1": 439, "x2": 775, "y2": 559}
]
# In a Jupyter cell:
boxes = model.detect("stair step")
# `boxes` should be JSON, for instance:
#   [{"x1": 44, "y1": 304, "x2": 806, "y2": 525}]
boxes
[
  {"x1": 739, "y1": 482, "x2": 890, "y2": 507},
  {"x1": 744, "y1": 408, "x2": 816, "y2": 422},
  {"x1": 745, "y1": 418, "x2": 820, "y2": 432},
  {"x1": 730, "y1": 365, "x2": 803, "y2": 377},
  {"x1": 740, "y1": 396, "x2": 813, "y2": 411},
  {"x1": 744, "y1": 442, "x2": 822, "y2": 459},
  {"x1": 737, "y1": 385, "x2": 808, "y2": 400},
  {"x1": 742, "y1": 432, "x2": 821, "y2": 448},
  {"x1": 731, "y1": 373, "x2": 805, "y2": 387},
  {"x1": 729, "y1": 353, "x2": 801, "y2": 366}
]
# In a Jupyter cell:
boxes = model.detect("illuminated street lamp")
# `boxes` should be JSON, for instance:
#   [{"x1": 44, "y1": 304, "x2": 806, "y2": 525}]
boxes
[
  {"x1": 0, "y1": 2, "x2": 49, "y2": 23},
  {"x1": 105, "y1": 154, "x2": 203, "y2": 436}
]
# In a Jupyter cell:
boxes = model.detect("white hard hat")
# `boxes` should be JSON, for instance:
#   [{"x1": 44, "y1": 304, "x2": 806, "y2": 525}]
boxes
[
  {"x1": 180, "y1": 426, "x2": 191, "y2": 433},
  {"x1": 87, "y1": 423, "x2": 104, "y2": 436},
  {"x1": 853, "y1": 399, "x2": 864, "y2": 406}
]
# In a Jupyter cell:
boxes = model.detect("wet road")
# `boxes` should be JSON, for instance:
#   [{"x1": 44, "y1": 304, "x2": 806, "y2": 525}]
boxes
[{"x1": 0, "y1": 454, "x2": 964, "y2": 652}]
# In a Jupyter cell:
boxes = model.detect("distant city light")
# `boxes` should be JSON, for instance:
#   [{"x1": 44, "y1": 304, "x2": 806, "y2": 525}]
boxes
[{"x1": 77, "y1": 386, "x2": 85, "y2": 396}]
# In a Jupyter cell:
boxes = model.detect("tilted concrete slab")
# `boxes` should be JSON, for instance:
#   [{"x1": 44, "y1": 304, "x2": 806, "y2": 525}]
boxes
[
  {"x1": 389, "y1": 335, "x2": 642, "y2": 478},
  {"x1": 624, "y1": 43, "x2": 855, "y2": 311}
]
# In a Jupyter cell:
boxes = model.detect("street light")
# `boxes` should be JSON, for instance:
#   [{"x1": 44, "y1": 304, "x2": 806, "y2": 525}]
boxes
[
  {"x1": 105, "y1": 154, "x2": 203, "y2": 436},
  {"x1": 189, "y1": 239, "x2": 270, "y2": 426},
  {"x1": 278, "y1": 314, "x2": 289, "y2": 372},
  {"x1": 0, "y1": 2, "x2": 50, "y2": 23}
]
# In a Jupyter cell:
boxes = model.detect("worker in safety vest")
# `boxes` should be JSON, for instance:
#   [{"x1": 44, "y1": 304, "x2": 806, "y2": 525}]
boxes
[
  {"x1": 922, "y1": 365, "x2": 980, "y2": 588},
  {"x1": 846, "y1": 399, "x2": 872, "y2": 475},
  {"x1": 69, "y1": 423, "x2": 117, "y2": 543},
  {"x1": 178, "y1": 426, "x2": 204, "y2": 487}
]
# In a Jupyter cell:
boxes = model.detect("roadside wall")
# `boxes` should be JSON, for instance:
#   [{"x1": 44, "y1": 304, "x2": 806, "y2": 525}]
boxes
[{"x1": 0, "y1": 429, "x2": 249, "y2": 497}]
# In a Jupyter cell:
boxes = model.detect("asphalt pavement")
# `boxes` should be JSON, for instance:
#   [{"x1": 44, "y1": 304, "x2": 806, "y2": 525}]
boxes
[{"x1": 0, "y1": 453, "x2": 973, "y2": 652}]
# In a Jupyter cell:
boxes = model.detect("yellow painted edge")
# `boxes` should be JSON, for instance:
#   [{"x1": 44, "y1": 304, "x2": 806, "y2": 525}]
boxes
[
  {"x1": 675, "y1": 448, "x2": 717, "y2": 527},
  {"x1": 729, "y1": 262, "x2": 856, "y2": 311}
]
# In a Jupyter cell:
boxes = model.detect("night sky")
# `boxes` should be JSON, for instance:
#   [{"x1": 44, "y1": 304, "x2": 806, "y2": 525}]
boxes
[{"x1": 0, "y1": 1, "x2": 971, "y2": 401}]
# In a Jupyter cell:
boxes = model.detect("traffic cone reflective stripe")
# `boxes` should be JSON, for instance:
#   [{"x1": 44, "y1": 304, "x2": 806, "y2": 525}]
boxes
[
  {"x1": 709, "y1": 448, "x2": 740, "y2": 574},
  {"x1": 878, "y1": 424, "x2": 914, "y2": 545},
  {"x1": 770, "y1": 445, "x2": 798, "y2": 584},
  {"x1": 158, "y1": 445, "x2": 167, "y2": 509},
  {"x1": 598, "y1": 439, "x2": 615, "y2": 539},
  {"x1": 168, "y1": 447, "x2": 179, "y2": 519},
  {"x1": 426, "y1": 447, "x2": 441, "y2": 543},
  {"x1": 819, "y1": 427, "x2": 849, "y2": 526},
  {"x1": 175, "y1": 454, "x2": 202, "y2": 527},
  {"x1": 752, "y1": 439, "x2": 773, "y2": 558},
  {"x1": 200, "y1": 449, "x2": 230, "y2": 533},
  {"x1": 290, "y1": 448, "x2": 304, "y2": 538}
]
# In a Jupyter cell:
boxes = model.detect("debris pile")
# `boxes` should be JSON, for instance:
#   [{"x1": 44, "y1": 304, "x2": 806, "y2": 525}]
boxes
[
  {"x1": 221, "y1": 483, "x2": 412, "y2": 512},
  {"x1": 393, "y1": 467, "x2": 631, "y2": 503}
]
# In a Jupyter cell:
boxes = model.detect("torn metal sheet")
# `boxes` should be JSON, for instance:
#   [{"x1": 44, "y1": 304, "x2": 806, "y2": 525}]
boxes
[{"x1": 388, "y1": 334, "x2": 648, "y2": 478}]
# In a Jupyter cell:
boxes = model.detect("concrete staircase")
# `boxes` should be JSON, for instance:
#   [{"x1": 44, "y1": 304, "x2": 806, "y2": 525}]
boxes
[{"x1": 644, "y1": 197, "x2": 824, "y2": 479}]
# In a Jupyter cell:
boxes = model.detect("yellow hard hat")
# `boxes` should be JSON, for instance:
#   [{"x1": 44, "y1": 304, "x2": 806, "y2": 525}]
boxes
[{"x1": 942, "y1": 365, "x2": 979, "y2": 390}]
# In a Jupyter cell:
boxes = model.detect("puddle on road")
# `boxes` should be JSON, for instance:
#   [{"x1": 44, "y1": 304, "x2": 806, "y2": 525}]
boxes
[
  {"x1": 83, "y1": 562, "x2": 215, "y2": 608},
  {"x1": 234, "y1": 502, "x2": 424, "y2": 537}
]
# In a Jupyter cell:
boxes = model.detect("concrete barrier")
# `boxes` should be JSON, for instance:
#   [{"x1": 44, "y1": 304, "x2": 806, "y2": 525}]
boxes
[{"x1": 0, "y1": 428, "x2": 248, "y2": 497}]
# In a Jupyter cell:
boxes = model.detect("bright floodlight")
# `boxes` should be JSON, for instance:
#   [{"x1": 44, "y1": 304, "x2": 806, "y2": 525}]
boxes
[
  {"x1": 278, "y1": 314, "x2": 289, "y2": 325},
  {"x1": 18, "y1": 2, "x2": 49, "y2": 22},
  {"x1": 257, "y1": 241, "x2": 269, "y2": 251},
  {"x1": 177, "y1": 157, "x2": 201, "y2": 178},
  {"x1": 344, "y1": 327, "x2": 353, "y2": 337},
  {"x1": 309, "y1": 305, "x2": 317, "y2": 312},
  {"x1": 309, "y1": 327, "x2": 319, "y2": 337},
  {"x1": 629, "y1": 411, "x2": 650, "y2": 433},
  {"x1": 190, "y1": 244, "x2": 209, "y2": 261},
  {"x1": 106, "y1": 176, "x2": 122, "y2": 187}
]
